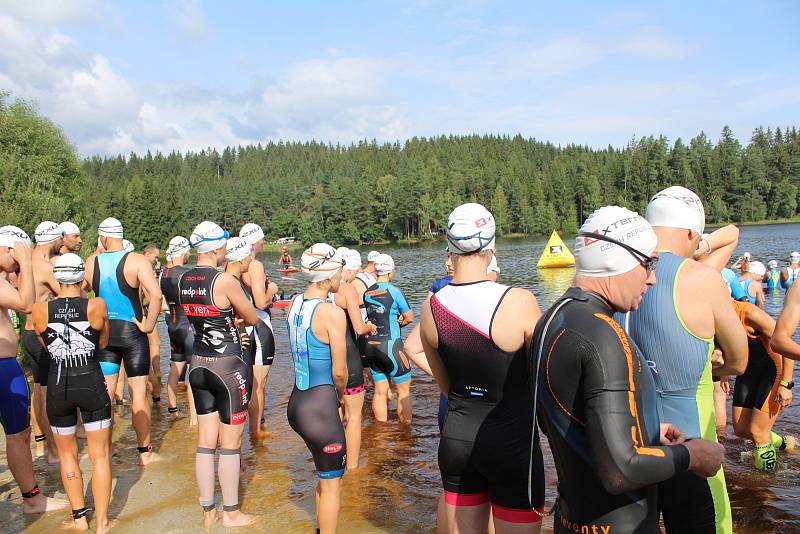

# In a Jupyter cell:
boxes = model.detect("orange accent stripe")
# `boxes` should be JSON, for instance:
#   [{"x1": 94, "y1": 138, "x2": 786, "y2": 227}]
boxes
[{"x1": 545, "y1": 329, "x2": 585, "y2": 426}]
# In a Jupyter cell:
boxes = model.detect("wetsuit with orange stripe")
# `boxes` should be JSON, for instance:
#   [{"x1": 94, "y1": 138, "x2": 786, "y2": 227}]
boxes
[
  {"x1": 532, "y1": 287, "x2": 690, "y2": 534},
  {"x1": 731, "y1": 301, "x2": 783, "y2": 416}
]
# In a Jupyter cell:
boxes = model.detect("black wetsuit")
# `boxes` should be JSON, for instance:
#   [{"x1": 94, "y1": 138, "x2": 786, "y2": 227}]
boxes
[
  {"x1": 160, "y1": 265, "x2": 194, "y2": 363},
  {"x1": 329, "y1": 292, "x2": 365, "y2": 395},
  {"x1": 180, "y1": 266, "x2": 251, "y2": 425},
  {"x1": 532, "y1": 288, "x2": 691, "y2": 534}
]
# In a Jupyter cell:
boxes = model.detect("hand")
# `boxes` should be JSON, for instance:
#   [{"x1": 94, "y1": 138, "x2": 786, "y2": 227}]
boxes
[
  {"x1": 367, "y1": 321, "x2": 377, "y2": 336},
  {"x1": 711, "y1": 348, "x2": 725, "y2": 370},
  {"x1": 775, "y1": 385, "x2": 793, "y2": 409},
  {"x1": 10, "y1": 240, "x2": 32, "y2": 266},
  {"x1": 684, "y1": 439, "x2": 725, "y2": 478},
  {"x1": 660, "y1": 423, "x2": 687, "y2": 445},
  {"x1": 239, "y1": 327, "x2": 251, "y2": 351},
  {"x1": 132, "y1": 317, "x2": 154, "y2": 334},
  {"x1": 719, "y1": 377, "x2": 732, "y2": 396}
]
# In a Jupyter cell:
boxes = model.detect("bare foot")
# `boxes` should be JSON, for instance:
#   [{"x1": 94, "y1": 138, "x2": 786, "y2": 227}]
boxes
[
  {"x1": 95, "y1": 519, "x2": 116, "y2": 534},
  {"x1": 203, "y1": 509, "x2": 218, "y2": 528},
  {"x1": 58, "y1": 517, "x2": 89, "y2": 530},
  {"x1": 22, "y1": 493, "x2": 70, "y2": 514},
  {"x1": 221, "y1": 510, "x2": 254, "y2": 527},
  {"x1": 138, "y1": 451, "x2": 162, "y2": 466}
]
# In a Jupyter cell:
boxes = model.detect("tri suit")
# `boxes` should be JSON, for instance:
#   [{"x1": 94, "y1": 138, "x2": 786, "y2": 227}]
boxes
[
  {"x1": 361, "y1": 282, "x2": 412, "y2": 384},
  {"x1": 160, "y1": 265, "x2": 194, "y2": 363}
]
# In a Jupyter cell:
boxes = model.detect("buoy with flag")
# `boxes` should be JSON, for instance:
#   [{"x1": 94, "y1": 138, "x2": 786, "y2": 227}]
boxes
[{"x1": 537, "y1": 230, "x2": 575, "y2": 268}]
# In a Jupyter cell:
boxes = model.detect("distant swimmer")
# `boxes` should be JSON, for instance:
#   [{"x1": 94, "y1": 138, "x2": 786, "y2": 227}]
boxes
[
  {"x1": 766, "y1": 260, "x2": 781, "y2": 293},
  {"x1": 287, "y1": 244, "x2": 348, "y2": 534},
  {"x1": 331, "y1": 247, "x2": 377, "y2": 470},
  {"x1": 32, "y1": 254, "x2": 113, "y2": 533},
  {"x1": 84, "y1": 217, "x2": 163, "y2": 466},
  {"x1": 731, "y1": 251, "x2": 751, "y2": 273},
  {"x1": 238, "y1": 223, "x2": 277, "y2": 440},
  {"x1": 420, "y1": 203, "x2": 546, "y2": 533},
  {"x1": 180, "y1": 222, "x2": 258, "y2": 528},
  {"x1": 59, "y1": 221, "x2": 82, "y2": 255},
  {"x1": 780, "y1": 251, "x2": 800, "y2": 291},
  {"x1": 534, "y1": 206, "x2": 724, "y2": 534},
  {"x1": 362, "y1": 254, "x2": 414, "y2": 423},
  {"x1": 279, "y1": 246, "x2": 293, "y2": 267},
  {"x1": 0, "y1": 226, "x2": 68, "y2": 515},
  {"x1": 618, "y1": 186, "x2": 747, "y2": 534},
  {"x1": 731, "y1": 300, "x2": 798, "y2": 471},
  {"x1": 740, "y1": 260, "x2": 766, "y2": 307},
  {"x1": 160, "y1": 236, "x2": 193, "y2": 418},
  {"x1": 21, "y1": 221, "x2": 65, "y2": 463}
]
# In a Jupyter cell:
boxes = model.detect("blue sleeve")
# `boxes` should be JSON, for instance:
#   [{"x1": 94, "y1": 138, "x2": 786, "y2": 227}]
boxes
[
  {"x1": 391, "y1": 286, "x2": 411, "y2": 314},
  {"x1": 729, "y1": 278, "x2": 747, "y2": 301}
]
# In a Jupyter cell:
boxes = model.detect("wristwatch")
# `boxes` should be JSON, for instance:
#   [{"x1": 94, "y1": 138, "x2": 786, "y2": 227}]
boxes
[{"x1": 780, "y1": 380, "x2": 795, "y2": 390}]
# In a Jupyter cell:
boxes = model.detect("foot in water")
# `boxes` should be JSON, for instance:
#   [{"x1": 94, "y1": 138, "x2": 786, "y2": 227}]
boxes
[
  {"x1": 221, "y1": 510, "x2": 254, "y2": 528},
  {"x1": 95, "y1": 519, "x2": 115, "y2": 534},
  {"x1": 22, "y1": 493, "x2": 70, "y2": 514},
  {"x1": 58, "y1": 516, "x2": 89, "y2": 531},
  {"x1": 138, "y1": 451, "x2": 162, "y2": 466},
  {"x1": 782, "y1": 435, "x2": 797, "y2": 452},
  {"x1": 203, "y1": 509, "x2": 218, "y2": 528}
]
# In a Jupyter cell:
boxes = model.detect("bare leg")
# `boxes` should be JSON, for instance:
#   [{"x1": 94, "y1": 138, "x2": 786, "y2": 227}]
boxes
[
  {"x1": 446, "y1": 501, "x2": 491, "y2": 534},
  {"x1": 395, "y1": 380, "x2": 412, "y2": 425},
  {"x1": 187, "y1": 380, "x2": 197, "y2": 426},
  {"x1": 371, "y1": 380, "x2": 389, "y2": 422},
  {"x1": 436, "y1": 493, "x2": 447, "y2": 534},
  {"x1": 491, "y1": 516, "x2": 541, "y2": 534},
  {"x1": 114, "y1": 368, "x2": 125, "y2": 406},
  {"x1": 167, "y1": 361, "x2": 186, "y2": 414},
  {"x1": 30, "y1": 386, "x2": 45, "y2": 456},
  {"x1": 6, "y1": 428, "x2": 68, "y2": 514},
  {"x1": 35, "y1": 384, "x2": 59, "y2": 463},
  {"x1": 343, "y1": 391, "x2": 365, "y2": 469},
  {"x1": 52, "y1": 431, "x2": 89, "y2": 530},
  {"x1": 85, "y1": 426, "x2": 113, "y2": 534},
  {"x1": 148, "y1": 330, "x2": 161, "y2": 401},
  {"x1": 317, "y1": 478, "x2": 342, "y2": 534},
  {"x1": 127, "y1": 376, "x2": 160, "y2": 465},
  {"x1": 713, "y1": 381, "x2": 727, "y2": 437},
  {"x1": 247, "y1": 365, "x2": 269, "y2": 440}
]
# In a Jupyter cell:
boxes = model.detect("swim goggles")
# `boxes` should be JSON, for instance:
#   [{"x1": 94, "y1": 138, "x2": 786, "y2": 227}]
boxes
[
  {"x1": 446, "y1": 228, "x2": 495, "y2": 254},
  {"x1": 578, "y1": 231, "x2": 659, "y2": 273},
  {"x1": 192, "y1": 229, "x2": 230, "y2": 244}
]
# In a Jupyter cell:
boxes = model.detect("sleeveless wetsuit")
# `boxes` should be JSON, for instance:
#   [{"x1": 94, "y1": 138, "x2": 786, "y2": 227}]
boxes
[
  {"x1": 619, "y1": 251, "x2": 731, "y2": 534},
  {"x1": 43, "y1": 297, "x2": 111, "y2": 434},
  {"x1": 731, "y1": 301, "x2": 782, "y2": 416},
  {"x1": 328, "y1": 292, "x2": 365, "y2": 395},
  {"x1": 160, "y1": 265, "x2": 194, "y2": 363},
  {"x1": 93, "y1": 251, "x2": 150, "y2": 377},
  {"x1": 431, "y1": 281, "x2": 544, "y2": 521},
  {"x1": 536, "y1": 288, "x2": 690, "y2": 534},
  {"x1": 429, "y1": 275, "x2": 452, "y2": 430},
  {"x1": 767, "y1": 270, "x2": 780, "y2": 292},
  {"x1": 741, "y1": 278, "x2": 756, "y2": 305},
  {"x1": 720, "y1": 268, "x2": 747, "y2": 302},
  {"x1": 180, "y1": 266, "x2": 251, "y2": 425},
  {"x1": 287, "y1": 295, "x2": 346, "y2": 479},
  {"x1": 361, "y1": 282, "x2": 412, "y2": 383},
  {"x1": 20, "y1": 329, "x2": 48, "y2": 385},
  {"x1": 0, "y1": 356, "x2": 30, "y2": 435}
]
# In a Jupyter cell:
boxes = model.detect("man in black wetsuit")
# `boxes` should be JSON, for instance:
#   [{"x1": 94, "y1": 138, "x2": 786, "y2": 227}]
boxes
[{"x1": 531, "y1": 206, "x2": 725, "y2": 534}]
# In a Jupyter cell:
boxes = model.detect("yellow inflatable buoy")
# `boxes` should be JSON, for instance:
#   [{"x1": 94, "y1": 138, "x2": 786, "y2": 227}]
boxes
[{"x1": 537, "y1": 230, "x2": 575, "y2": 268}]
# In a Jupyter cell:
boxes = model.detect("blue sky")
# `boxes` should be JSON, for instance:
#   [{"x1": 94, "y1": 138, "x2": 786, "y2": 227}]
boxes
[{"x1": 1, "y1": 0, "x2": 798, "y2": 156}]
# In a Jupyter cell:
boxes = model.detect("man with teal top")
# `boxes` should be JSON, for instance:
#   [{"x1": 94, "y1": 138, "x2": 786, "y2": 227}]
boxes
[
  {"x1": 766, "y1": 260, "x2": 780, "y2": 293},
  {"x1": 619, "y1": 186, "x2": 748, "y2": 534},
  {"x1": 84, "y1": 217, "x2": 163, "y2": 466}
]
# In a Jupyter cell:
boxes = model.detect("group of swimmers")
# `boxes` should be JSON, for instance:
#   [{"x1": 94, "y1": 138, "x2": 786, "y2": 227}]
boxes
[{"x1": 2, "y1": 186, "x2": 800, "y2": 533}]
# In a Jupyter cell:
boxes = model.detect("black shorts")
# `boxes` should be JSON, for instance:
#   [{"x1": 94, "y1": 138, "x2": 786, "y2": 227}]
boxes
[
  {"x1": 360, "y1": 337, "x2": 412, "y2": 383},
  {"x1": 659, "y1": 468, "x2": 730, "y2": 534},
  {"x1": 99, "y1": 320, "x2": 151, "y2": 377},
  {"x1": 167, "y1": 321, "x2": 194, "y2": 364},
  {"x1": 20, "y1": 330, "x2": 48, "y2": 386},
  {"x1": 252, "y1": 321, "x2": 275, "y2": 366},
  {"x1": 287, "y1": 385, "x2": 346, "y2": 479},
  {"x1": 188, "y1": 354, "x2": 251, "y2": 425},
  {"x1": 46, "y1": 363, "x2": 111, "y2": 433},
  {"x1": 344, "y1": 332, "x2": 364, "y2": 395},
  {"x1": 733, "y1": 338, "x2": 782, "y2": 414}
]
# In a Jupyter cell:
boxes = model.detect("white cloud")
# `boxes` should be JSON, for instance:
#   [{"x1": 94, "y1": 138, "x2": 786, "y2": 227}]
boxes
[
  {"x1": 166, "y1": 0, "x2": 210, "y2": 40},
  {"x1": 622, "y1": 27, "x2": 693, "y2": 60},
  {"x1": 0, "y1": 0, "x2": 108, "y2": 27}
]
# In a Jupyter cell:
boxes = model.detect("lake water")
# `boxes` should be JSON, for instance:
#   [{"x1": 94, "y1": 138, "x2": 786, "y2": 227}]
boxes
[{"x1": 3, "y1": 223, "x2": 800, "y2": 532}]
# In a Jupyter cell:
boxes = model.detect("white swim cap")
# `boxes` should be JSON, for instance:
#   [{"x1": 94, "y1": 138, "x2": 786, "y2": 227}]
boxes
[
  {"x1": 344, "y1": 249, "x2": 362, "y2": 271},
  {"x1": 791, "y1": 251, "x2": 800, "y2": 263},
  {"x1": 60, "y1": 221, "x2": 80, "y2": 236},
  {"x1": 645, "y1": 186, "x2": 705, "y2": 236},
  {"x1": 447, "y1": 203, "x2": 496, "y2": 255},
  {"x1": 225, "y1": 237, "x2": 253, "y2": 263},
  {"x1": 367, "y1": 251, "x2": 380, "y2": 263},
  {"x1": 743, "y1": 252, "x2": 751, "y2": 260},
  {"x1": 34, "y1": 221, "x2": 63, "y2": 244},
  {"x1": 374, "y1": 253, "x2": 395, "y2": 275},
  {"x1": 53, "y1": 253, "x2": 85, "y2": 285},
  {"x1": 98, "y1": 217, "x2": 124, "y2": 238},
  {"x1": 301, "y1": 243, "x2": 344, "y2": 283},
  {"x1": 487, "y1": 255, "x2": 500, "y2": 274},
  {"x1": 575, "y1": 206, "x2": 657, "y2": 278},
  {"x1": 768, "y1": 260, "x2": 778, "y2": 269},
  {"x1": 166, "y1": 236, "x2": 191, "y2": 260},
  {"x1": 122, "y1": 239, "x2": 134, "y2": 252},
  {"x1": 0, "y1": 225, "x2": 32, "y2": 248},
  {"x1": 747, "y1": 261, "x2": 766, "y2": 277},
  {"x1": 239, "y1": 223, "x2": 264, "y2": 245},
  {"x1": 190, "y1": 221, "x2": 229, "y2": 253}
]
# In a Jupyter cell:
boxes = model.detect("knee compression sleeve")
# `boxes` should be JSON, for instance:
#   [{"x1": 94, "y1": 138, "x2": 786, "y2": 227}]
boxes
[{"x1": 218, "y1": 448, "x2": 241, "y2": 511}]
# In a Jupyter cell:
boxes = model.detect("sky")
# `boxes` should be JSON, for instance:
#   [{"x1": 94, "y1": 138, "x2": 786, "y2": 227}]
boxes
[{"x1": 1, "y1": 0, "x2": 798, "y2": 157}]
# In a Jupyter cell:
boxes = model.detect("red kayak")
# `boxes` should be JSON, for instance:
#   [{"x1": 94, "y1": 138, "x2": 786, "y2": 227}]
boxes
[
  {"x1": 277, "y1": 267, "x2": 298, "y2": 274},
  {"x1": 271, "y1": 299, "x2": 292, "y2": 309}
]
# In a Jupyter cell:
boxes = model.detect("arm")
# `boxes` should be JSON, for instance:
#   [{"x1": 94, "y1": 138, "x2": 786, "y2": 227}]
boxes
[
  {"x1": 755, "y1": 284, "x2": 765, "y2": 309},
  {"x1": 136, "y1": 258, "x2": 162, "y2": 333},
  {"x1": 772, "y1": 283, "x2": 800, "y2": 360},
  {"x1": 340, "y1": 283, "x2": 375, "y2": 335},
  {"x1": 326, "y1": 305, "x2": 348, "y2": 394},
  {"x1": 89, "y1": 298, "x2": 110, "y2": 350},
  {"x1": 247, "y1": 262, "x2": 269, "y2": 309},
  {"x1": 695, "y1": 225, "x2": 739, "y2": 272},
  {"x1": 420, "y1": 297, "x2": 449, "y2": 395},
  {"x1": 222, "y1": 274, "x2": 258, "y2": 326},
  {"x1": 781, "y1": 267, "x2": 790, "y2": 287},
  {"x1": 395, "y1": 288, "x2": 413, "y2": 326},
  {"x1": 0, "y1": 242, "x2": 34, "y2": 313},
  {"x1": 266, "y1": 279, "x2": 278, "y2": 303},
  {"x1": 710, "y1": 274, "x2": 748, "y2": 375},
  {"x1": 31, "y1": 302, "x2": 48, "y2": 347}
]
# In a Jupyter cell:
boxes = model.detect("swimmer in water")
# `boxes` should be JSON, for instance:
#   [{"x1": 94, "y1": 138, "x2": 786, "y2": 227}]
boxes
[
  {"x1": 279, "y1": 246, "x2": 293, "y2": 267},
  {"x1": 766, "y1": 260, "x2": 781, "y2": 293},
  {"x1": 780, "y1": 251, "x2": 800, "y2": 291},
  {"x1": 362, "y1": 253, "x2": 414, "y2": 423},
  {"x1": 287, "y1": 243, "x2": 348, "y2": 534},
  {"x1": 238, "y1": 223, "x2": 278, "y2": 441},
  {"x1": 730, "y1": 300, "x2": 798, "y2": 471},
  {"x1": 0, "y1": 226, "x2": 68, "y2": 515},
  {"x1": 32, "y1": 254, "x2": 114, "y2": 533},
  {"x1": 617, "y1": 186, "x2": 747, "y2": 534},
  {"x1": 180, "y1": 222, "x2": 258, "y2": 528},
  {"x1": 535, "y1": 206, "x2": 724, "y2": 534},
  {"x1": 331, "y1": 248, "x2": 377, "y2": 470},
  {"x1": 739, "y1": 260, "x2": 766, "y2": 307},
  {"x1": 420, "y1": 203, "x2": 546, "y2": 533},
  {"x1": 84, "y1": 217, "x2": 163, "y2": 466}
]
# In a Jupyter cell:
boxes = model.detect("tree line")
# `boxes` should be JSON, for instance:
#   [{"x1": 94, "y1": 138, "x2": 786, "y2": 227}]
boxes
[{"x1": 3, "y1": 93, "x2": 800, "y2": 252}]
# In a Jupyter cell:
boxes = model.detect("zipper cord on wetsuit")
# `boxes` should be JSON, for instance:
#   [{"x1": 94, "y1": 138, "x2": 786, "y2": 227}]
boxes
[{"x1": 529, "y1": 297, "x2": 573, "y2": 518}]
